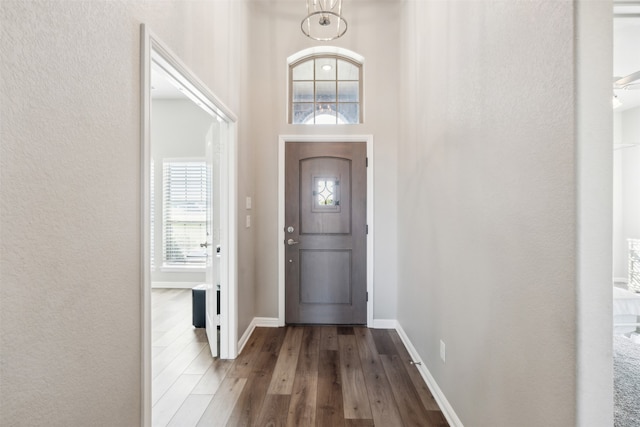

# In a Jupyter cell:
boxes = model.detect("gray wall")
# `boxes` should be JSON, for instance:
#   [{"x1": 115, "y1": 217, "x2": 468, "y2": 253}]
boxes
[
  {"x1": 397, "y1": 1, "x2": 612, "y2": 426},
  {"x1": 0, "y1": 1, "x2": 252, "y2": 425}
]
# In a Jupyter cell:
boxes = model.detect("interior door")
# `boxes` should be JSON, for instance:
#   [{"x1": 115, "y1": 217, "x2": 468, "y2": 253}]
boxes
[
  {"x1": 204, "y1": 122, "x2": 221, "y2": 357},
  {"x1": 285, "y1": 141, "x2": 367, "y2": 324}
]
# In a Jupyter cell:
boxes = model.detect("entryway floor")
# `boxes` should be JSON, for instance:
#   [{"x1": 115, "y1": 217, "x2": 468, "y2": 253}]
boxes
[{"x1": 152, "y1": 289, "x2": 448, "y2": 426}]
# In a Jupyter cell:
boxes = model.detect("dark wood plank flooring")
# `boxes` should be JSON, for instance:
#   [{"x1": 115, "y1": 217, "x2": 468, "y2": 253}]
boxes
[{"x1": 152, "y1": 289, "x2": 449, "y2": 426}]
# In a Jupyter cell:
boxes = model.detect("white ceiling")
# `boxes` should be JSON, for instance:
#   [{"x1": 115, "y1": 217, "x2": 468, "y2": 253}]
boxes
[
  {"x1": 613, "y1": 4, "x2": 640, "y2": 112},
  {"x1": 151, "y1": 66, "x2": 188, "y2": 100}
]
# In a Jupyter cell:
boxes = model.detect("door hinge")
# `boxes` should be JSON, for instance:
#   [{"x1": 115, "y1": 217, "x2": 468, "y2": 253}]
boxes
[
  {"x1": 366, "y1": 292, "x2": 369, "y2": 302},
  {"x1": 366, "y1": 157, "x2": 369, "y2": 167},
  {"x1": 366, "y1": 224, "x2": 369, "y2": 234}
]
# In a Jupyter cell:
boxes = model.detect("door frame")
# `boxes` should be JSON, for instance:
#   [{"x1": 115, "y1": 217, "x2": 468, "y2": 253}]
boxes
[
  {"x1": 140, "y1": 24, "x2": 238, "y2": 427},
  {"x1": 278, "y1": 135, "x2": 374, "y2": 327}
]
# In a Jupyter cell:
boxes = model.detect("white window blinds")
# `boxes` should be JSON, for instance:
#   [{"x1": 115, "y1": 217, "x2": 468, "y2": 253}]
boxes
[{"x1": 162, "y1": 160, "x2": 207, "y2": 267}]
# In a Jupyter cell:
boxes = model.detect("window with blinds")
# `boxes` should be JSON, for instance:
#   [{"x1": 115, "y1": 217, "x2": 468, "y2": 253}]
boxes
[{"x1": 162, "y1": 160, "x2": 208, "y2": 267}]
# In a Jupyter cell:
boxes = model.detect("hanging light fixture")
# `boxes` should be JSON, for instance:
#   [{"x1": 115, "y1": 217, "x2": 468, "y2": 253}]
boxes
[{"x1": 301, "y1": 0, "x2": 347, "y2": 41}]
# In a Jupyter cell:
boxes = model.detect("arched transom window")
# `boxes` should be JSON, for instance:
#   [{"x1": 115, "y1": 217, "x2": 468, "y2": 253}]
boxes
[{"x1": 289, "y1": 54, "x2": 362, "y2": 124}]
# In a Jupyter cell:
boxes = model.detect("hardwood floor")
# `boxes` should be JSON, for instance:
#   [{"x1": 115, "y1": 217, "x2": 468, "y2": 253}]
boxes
[{"x1": 152, "y1": 289, "x2": 449, "y2": 427}]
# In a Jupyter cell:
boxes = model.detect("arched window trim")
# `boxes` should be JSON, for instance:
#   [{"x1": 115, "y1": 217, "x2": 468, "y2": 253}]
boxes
[
  {"x1": 287, "y1": 46, "x2": 364, "y2": 65},
  {"x1": 287, "y1": 47, "x2": 364, "y2": 125}
]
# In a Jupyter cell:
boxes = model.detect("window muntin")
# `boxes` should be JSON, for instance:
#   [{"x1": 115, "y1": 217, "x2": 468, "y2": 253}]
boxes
[
  {"x1": 290, "y1": 55, "x2": 362, "y2": 124},
  {"x1": 312, "y1": 176, "x2": 341, "y2": 213}
]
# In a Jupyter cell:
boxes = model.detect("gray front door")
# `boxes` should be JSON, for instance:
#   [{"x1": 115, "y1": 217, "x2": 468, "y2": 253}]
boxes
[{"x1": 285, "y1": 141, "x2": 367, "y2": 324}]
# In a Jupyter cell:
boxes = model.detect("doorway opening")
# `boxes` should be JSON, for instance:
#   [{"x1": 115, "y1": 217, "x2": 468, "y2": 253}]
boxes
[
  {"x1": 612, "y1": 5, "x2": 640, "y2": 426},
  {"x1": 141, "y1": 24, "x2": 238, "y2": 427}
]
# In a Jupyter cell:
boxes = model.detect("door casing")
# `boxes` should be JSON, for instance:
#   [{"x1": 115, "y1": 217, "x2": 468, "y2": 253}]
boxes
[
  {"x1": 141, "y1": 24, "x2": 239, "y2": 427},
  {"x1": 278, "y1": 134, "x2": 374, "y2": 327}
]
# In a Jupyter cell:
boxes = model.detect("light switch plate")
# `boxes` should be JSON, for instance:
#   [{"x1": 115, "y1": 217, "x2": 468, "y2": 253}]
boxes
[{"x1": 246, "y1": 196, "x2": 252, "y2": 210}]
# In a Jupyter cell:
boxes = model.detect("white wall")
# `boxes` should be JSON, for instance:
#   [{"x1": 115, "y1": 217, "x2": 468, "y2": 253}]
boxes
[
  {"x1": 0, "y1": 1, "x2": 251, "y2": 425},
  {"x1": 247, "y1": 0, "x2": 400, "y2": 322},
  {"x1": 613, "y1": 112, "x2": 624, "y2": 279},
  {"x1": 397, "y1": 1, "x2": 611, "y2": 425},
  {"x1": 574, "y1": 1, "x2": 614, "y2": 423},
  {"x1": 613, "y1": 106, "x2": 640, "y2": 281},
  {"x1": 150, "y1": 99, "x2": 212, "y2": 285},
  {"x1": 621, "y1": 109, "x2": 640, "y2": 249}
]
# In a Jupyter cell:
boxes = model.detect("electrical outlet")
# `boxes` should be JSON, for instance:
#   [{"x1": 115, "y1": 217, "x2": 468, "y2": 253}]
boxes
[
  {"x1": 440, "y1": 340, "x2": 446, "y2": 362},
  {"x1": 246, "y1": 196, "x2": 252, "y2": 210}
]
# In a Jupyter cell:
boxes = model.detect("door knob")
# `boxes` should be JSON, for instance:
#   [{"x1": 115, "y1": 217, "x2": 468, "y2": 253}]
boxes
[{"x1": 287, "y1": 239, "x2": 299, "y2": 246}]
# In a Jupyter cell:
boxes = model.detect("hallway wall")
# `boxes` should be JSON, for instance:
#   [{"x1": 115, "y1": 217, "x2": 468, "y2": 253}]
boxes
[
  {"x1": 0, "y1": 1, "x2": 251, "y2": 425},
  {"x1": 396, "y1": 1, "x2": 612, "y2": 425}
]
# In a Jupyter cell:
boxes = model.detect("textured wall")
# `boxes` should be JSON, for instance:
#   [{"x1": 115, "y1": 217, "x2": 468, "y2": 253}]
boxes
[
  {"x1": 247, "y1": 0, "x2": 400, "y2": 321},
  {"x1": 0, "y1": 1, "x2": 250, "y2": 425},
  {"x1": 396, "y1": 1, "x2": 609, "y2": 425}
]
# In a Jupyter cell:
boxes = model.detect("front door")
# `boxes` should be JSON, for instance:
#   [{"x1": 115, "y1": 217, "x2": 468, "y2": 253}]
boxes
[{"x1": 285, "y1": 141, "x2": 367, "y2": 324}]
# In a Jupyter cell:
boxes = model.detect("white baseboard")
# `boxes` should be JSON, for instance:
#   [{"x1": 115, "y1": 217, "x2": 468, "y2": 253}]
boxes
[
  {"x1": 237, "y1": 322, "x2": 255, "y2": 355},
  {"x1": 237, "y1": 317, "x2": 280, "y2": 354},
  {"x1": 254, "y1": 317, "x2": 280, "y2": 327},
  {"x1": 152, "y1": 281, "x2": 202, "y2": 289},
  {"x1": 372, "y1": 318, "x2": 398, "y2": 329},
  {"x1": 395, "y1": 321, "x2": 464, "y2": 427},
  {"x1": 614, "y1": 277, "x2": 628, "y2": 285}
]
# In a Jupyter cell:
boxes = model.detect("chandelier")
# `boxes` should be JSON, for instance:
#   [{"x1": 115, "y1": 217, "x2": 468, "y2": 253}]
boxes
[{"x1": 301, "y1": 0, "x2": 347, "y2": 41}]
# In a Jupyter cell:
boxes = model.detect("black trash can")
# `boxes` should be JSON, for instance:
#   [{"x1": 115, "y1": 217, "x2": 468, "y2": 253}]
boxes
[{"x1": 192, "y1": 284, "x2": 206, "y2": 328}]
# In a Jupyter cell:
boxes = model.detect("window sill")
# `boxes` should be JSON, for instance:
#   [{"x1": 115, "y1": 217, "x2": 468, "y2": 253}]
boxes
[{"x1": 160, "y1": 265, "x2": 206, "y2": 273}]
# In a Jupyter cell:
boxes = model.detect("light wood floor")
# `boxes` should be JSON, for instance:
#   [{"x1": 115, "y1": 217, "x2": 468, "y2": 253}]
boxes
[{"x1": 152, "y1": 289, "x2": 449, "y2": 427}]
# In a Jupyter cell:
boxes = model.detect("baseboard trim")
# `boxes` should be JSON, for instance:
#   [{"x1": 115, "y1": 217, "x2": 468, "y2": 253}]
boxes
[
  {"x1": 395, "y1": 321, "x2": 464, "y2": 427},
  {"x1": 614, "y1": 277, "x2": 628, "y2": 285},
  {"x1": 254, "y1": 317, "x2": 280, "y2": 327},
  {"x1": 237, "y1": 317, "x2": 280, "y2": 354},
  {"x1": 151, "y1": 281, "x2": 201, "y2": 289},
  {"x1": 237, "y1": 320, "x2": 256, "y2": 354},
  {"x1": 372, "y1": 318, "x2": 398, "y2": 329}
]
